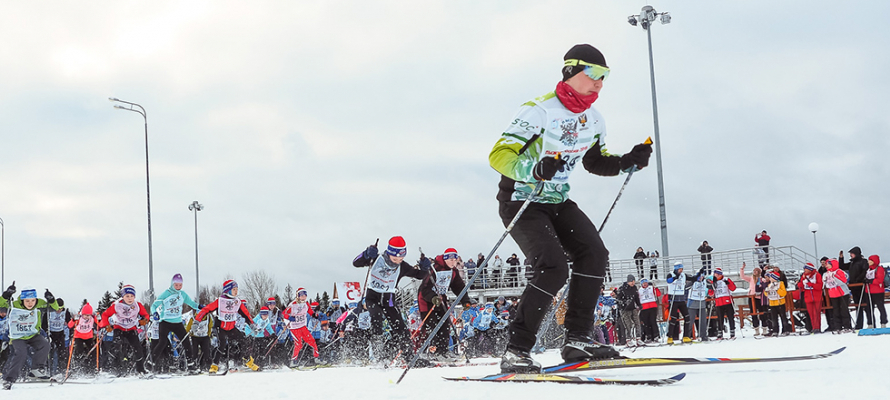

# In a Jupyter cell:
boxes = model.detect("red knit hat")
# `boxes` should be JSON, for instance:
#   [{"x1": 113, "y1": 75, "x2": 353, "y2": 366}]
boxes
[
  {"x1": 443, "y1": 248, "x2": 458, "y2": 260},
  {"x1": 385, "y1": 236, "x2": 407, "y2": 257}
]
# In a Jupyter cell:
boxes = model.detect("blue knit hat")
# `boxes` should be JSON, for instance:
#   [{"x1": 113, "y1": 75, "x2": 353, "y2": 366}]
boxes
[
  {"x1": 121, "y1": 284, "x2": 136, "y2": 297},
  {"x1": 222, "y1": 280, "x2": 238, "y2": 295},
  {"x1": 20, "y1": 287, "x2": 37, "y2": 299},
  {"x1": 673, "y1": 262, "x2": 684, "y2": 271}
]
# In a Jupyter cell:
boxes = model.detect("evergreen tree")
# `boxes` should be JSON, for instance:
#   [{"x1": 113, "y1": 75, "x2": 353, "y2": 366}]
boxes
[
  {"x1": 283, "y1": 284, "x2": 294, "y2": 305},
  {"x1": 114, "y1": 281, "x2": 124, "y2": 300},
  {"x1": 98, "y1": 290, "x2": 115, "y2": 311},
  {"x1": 321, "y1": 291, "x2": 331, "y2": 311},
  {"x1": 314, "y1": 293, "x2": 321, "y2": 306}
]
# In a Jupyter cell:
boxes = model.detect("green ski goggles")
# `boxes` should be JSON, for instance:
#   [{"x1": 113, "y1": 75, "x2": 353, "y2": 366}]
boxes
[{"x1": 564, "y1": 59, "x2": 610, "y2": 81}]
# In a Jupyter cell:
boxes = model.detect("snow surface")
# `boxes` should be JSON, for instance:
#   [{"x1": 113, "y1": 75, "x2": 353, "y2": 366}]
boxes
[{"x1": 10, "y1": 326, "x2": 890, "y2": 399}]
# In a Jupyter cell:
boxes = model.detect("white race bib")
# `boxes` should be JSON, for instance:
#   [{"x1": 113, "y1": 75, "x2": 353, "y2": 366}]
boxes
[
  {"x1": 639, "y1": 286, "x2": 656, "y2": 304},
  {"x1": 163, "y1": 294, "x2": 183, "y2": 319},
  {"x1": 714, "y1": 280, "x2": 731, "y2": 298},
  {"x1": 218, "y1": 297, "x2": 241, "y2": 323},
  {"x1": 287, "y1": 302, "x2": 309, "y2": 329},
  {"x1": 75, "y1": 316, "x2": 94, "y2": 334},
  {"x1": 667, "y1": 273, "x2": 686, "y2": 296},
  {"x1": 433, "y1": 270, "x2": 453, "y2": 295},
  {"x1": 9, "y1": 308, "x2": 39, "y2": 339},
  {"x1": 689, "y1": 281, "x2": 708, "y2": 301},
  {"x1": 114, "y1": 301, "x2": 140, "y2": 329},
  {"x1": 368, "y1": 256, "x2": 399, "y2": 294},
  {"x1": 48, "y1": 310, "x2": 66, "y2": 332}
]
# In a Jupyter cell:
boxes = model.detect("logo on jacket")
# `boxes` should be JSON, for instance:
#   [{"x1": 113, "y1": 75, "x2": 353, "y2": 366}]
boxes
[{"x1": 559, "y1": 118, "x2": 578, "y2": 147}]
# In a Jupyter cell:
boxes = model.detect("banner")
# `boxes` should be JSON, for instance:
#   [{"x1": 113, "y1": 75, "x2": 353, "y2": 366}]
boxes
[{"x1": 334, "y1": 282, "x2": 362, "y2": 303}]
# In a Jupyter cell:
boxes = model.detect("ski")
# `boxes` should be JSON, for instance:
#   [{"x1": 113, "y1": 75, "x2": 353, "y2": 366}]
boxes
[
  {"x1": 444, "y1": 372, "x2": 685, "y2": 385},
  {"x1": 542, "y1": 347, "x2": 845, "y2": 373}
]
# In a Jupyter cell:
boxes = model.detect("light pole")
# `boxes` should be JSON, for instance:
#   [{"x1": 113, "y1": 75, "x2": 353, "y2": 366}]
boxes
[
  {"x1": 189, "y1": 201, "x2": 204, "y2": 295},
  {"x1": 809, "y1": 222, "x2": 819, "y2": 260},
  {"x1": 0, "y1": 217, "x2": 4, "y2": 289},
  {"x1": 628, "y1": 5, "x2": 671, "y2": 261},
  {"x1": 109, "y1": 97, "x2": 154, "y2": 297}
]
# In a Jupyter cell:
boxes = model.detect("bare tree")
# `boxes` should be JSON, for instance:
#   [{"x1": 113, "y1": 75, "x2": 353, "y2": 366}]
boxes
[
  {"x1": 281, "y1": 283, "x2": 295, "y2": 306},
  {"x1": 241, "y1": 270, "x2": 278, "y2": 313}
]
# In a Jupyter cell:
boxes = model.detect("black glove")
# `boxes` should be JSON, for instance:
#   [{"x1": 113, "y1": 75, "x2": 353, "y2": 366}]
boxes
[
  {"x1": 420, "y1": 257, "x2": 432, "y2": 272},
  {"x1": 1, "y1": 281, "x2": 14, "y2": 301},
  {"x1": 363, "y1": 245, "x2": 378, "y2": 261},
  {"x1": 44, "y1": 289, "x2": 55, "y2": 304},
  {"x1": 619, "y1": 143, "x2": 653, "y2": 172},
  {"x1": 431, "y1": 297, "x2": 442, "y2": 308},
  {"x1": 532, "y1": 156, "x2": 567, "y2": 181}
]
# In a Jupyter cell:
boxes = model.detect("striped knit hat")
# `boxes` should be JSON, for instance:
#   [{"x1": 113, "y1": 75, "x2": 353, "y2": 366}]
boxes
[
  {"x1": 121, "y1": 284, "x2": 136, "y2": 297},
  {"x1": 222, "y1": 280, "x2": 238, "y2": 295},
  {"x1": 385, "y1": 236, "x2": 407, "y2": 258},
  {"x1": 767, "y1": 271, "x2": 780, "y2": 280}
]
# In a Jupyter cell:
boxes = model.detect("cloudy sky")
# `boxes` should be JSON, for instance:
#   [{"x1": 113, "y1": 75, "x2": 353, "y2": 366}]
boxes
[{"x1": 1, "y1": 1, "x2": 887, "y2": 305}]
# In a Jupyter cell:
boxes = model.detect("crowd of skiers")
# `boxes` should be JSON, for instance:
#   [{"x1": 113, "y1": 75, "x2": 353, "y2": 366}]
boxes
[{"x1": 1, "y1": 238, "x2": 886, "y2": 390}]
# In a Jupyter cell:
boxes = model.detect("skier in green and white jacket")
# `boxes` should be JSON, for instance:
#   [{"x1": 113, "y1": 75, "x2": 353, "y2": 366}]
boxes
[
  {"x1": 1, "y1": 282, "x2": 61, "y2": 389},
  {"x1": 490, "y1": 44, "x2": 652, "y2": 373}
]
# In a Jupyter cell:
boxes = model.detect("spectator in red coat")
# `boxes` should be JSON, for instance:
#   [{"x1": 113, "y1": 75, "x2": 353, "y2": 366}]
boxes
[
  {"x1": 755, "y1": 230, "x2": 771, "y2": 264},
  {"x1": 797, "y1": 263, "x2": 824, "y2": 333},
  {"x1": 637, "y1": 279, "x2": 661, "y2": 342},
  {"x1": 823, "y1": 259, "x2": 852, "y2": 332},
  {"x1": 865, "y1": 255, "x2": 887, "y2": 328}
]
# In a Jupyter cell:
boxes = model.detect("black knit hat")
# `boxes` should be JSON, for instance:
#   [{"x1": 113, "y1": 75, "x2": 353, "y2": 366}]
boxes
[{"x1": 562, "y1": 44, "x2": 608, "y2": 81}]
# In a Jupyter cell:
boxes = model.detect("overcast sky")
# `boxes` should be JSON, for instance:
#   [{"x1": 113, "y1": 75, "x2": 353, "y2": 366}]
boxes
[{"x1": 1, "y1": 1, "x2": 888, "y2": 306}]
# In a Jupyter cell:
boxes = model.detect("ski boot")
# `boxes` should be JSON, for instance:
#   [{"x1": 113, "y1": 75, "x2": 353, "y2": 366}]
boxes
[
  {"x1": 500, "y1": 346, "x2": 541, "y2": 374},
  {"x1": 682, "y1": 337, "x2": 692, "y2": 344},
  {"x1": 2, "y1": 380, "x2": 11, "y2": 390},
  {"x1": 209, "y1": 364, "x2": 219, "y2": 374},
  {"x1": 28, "y1": 368, "x2": 50, "y2": 380},
  {"x1": 667, "y1": 337, "x2": 674, "y2": 344},
  {"x1": 730, "y1": 331, "x2": 736, "y2": 339},
  {"x1": 561, "y1": 333, "x2": 621, "y2": 363},
  {"x1": 245, "y1": 357, "x2": 261, "y2": 371}
]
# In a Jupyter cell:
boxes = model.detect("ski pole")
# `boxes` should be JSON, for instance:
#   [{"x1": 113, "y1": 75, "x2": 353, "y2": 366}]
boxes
[
  {"x1": 397, "y1": 180, "x2": 545, "y2": 384},
  {"x1": 390, "y1": 306, "x2": 437, "y2": 367},
  {"x1": 359, "y1": 239, "x2": 379, "y2": 301},
  {"x1": 64, "y1": 337, "x2": 75, "y2": 381}
]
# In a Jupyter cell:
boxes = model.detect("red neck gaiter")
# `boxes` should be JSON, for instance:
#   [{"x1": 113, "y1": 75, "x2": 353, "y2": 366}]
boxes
[{"x1": 555, "y1": 81, "x2": 598, "y2": 113}]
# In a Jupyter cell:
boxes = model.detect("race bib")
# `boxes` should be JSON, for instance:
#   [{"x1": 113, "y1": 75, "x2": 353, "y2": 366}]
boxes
[
  {"x1": 639, "y1": 287, "x2": 656, "y2": 304},
  {"x1": 287, "y1": 302, "x2": 309, "y2": 329},
  {"x1": 866, "y1": 269, "x2": 876, "y2": 280},
  {"x1": 714, "y1": 281, "x2": 731, "y2": 298},
  {"x1": 218, "y1": 297, "x2": 241, "y2": 322},
  {"x1": 433, "y1": 270, "x2": 452, "y2": 295},
  {"x1": 689, "y1": 282, "x2": 708, "y2": 301},
  {"x1": 368, "y1": 256, "x2": 399, "y2": 294},
  {"x1": 114, "y1": 301, "x2": 140, "y2": 329},
  {"x1": 163, "y1": 294, "x2": 183, "y2": 318},
  {"x1": 667, "y1": 274, "x2": 686, "y2": 296},
  {"x1": 9, "y1": 308, "x2": 39, "y2": 339},
  {"x1": 75, "y1": 316, "x2": 94, "y2": 334},
  {"x1": 48, "y1": 310, "x2": 66, "y2": 332}
]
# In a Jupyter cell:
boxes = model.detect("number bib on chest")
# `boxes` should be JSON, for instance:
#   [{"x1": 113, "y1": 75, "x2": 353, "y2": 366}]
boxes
[
  {"x1": 433, "y1": 270, "x2": 452, "y2": 295},
  {"x1": 639, "y1": 286, "x2": 656, "y2": 304},
  {"x1": 114, "y1": 301, "x2": 140, "y2": 329},
  {"x1": 163, "y1": 294, "x2": 184, "y2": 319},
  {"x1": 75, "y1": 316, "x2": 95, "y2": 334},
  {"x1": 218, "y1": 297, "x2": 241, "y2": 323},
  {"x1": 714, "y1": 280, "x2": 731, "y2": 298},
  {"x1": 368, "y1": 256, "x2": 399, "y2": 294},
  {"x1": 9, "y1": 308, "x2": 39, "y2": 339},
  {"x1": 689, "y1": 281, "x2": 708, "y2": 301},
  {"x1": 48, "y1": 310, "x2": 66, "y2": 332},
  {"x1": 287, "y1": 302, "x2": 309, "y2": 329},
  {"x1": 668, "y1": 274, "x2": 686, "y2": 296}
]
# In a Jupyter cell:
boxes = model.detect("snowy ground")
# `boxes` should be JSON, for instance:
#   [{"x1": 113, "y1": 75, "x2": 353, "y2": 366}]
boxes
[{"x1": 11, "y1": 327, "x2": 890, "y2": 399}]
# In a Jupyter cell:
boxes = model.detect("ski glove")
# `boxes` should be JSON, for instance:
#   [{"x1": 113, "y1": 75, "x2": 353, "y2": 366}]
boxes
[
  {"x1": 619, "y1": 143, "x2": 653, "y2": 172},
  {"x1": 431, "y1": 297, "x2": 442, "y2": 308},
  {"x1": 363, "y1": 245, "x2": 378, "y2": 261},
  {"x1": 289, "y1": 316, "x2": 296, "y2": 322},
  {"x1": 420, "y1": 256, "x2": 432, "y2": 272},
  {"x1": 1, "y1": 281, "x2": 14, "y2": 300},
  {"x1": 532, "y1": 156, "x2": 567, "y2": 181},
  {"x1": 44, "y1": 289, "x2": 55, "y2": 304}
]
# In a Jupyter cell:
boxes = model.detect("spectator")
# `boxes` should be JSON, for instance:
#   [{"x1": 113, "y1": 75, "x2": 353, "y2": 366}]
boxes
[
  {"x1": 839, "y1": 247, "x2": 869, "y2": 329},
  {"x1": 476, "y1": 253, "x2": 487, "y2": 288},
  {"x1": 648, "y1": 250, "x2": 660, "y2": 280},
  {"x1": 465, "y1": 258, "x2": 477, "y2": 289},
  {"x1": 637, "y1": 279, "x2": 661, "y2": 342},
  {"x1": 865, "y1": 255, "x2": 887, "y2": 329},
  {"x1": 491, "y1": 255, "x2": 504, "y2": 288},
  {"x1": 456, "y1": 256, "x2": 467, "y2": 281},
  {"x1": 796, "y1": 262, "x2": 824, "y2": 334},
  {"x1": 823, "y1": 259, "x2": 852, "y2": 332},
  {"x1": 698, "y1": 241, "x2": 714, "y2": 275},
  {"x1": 764, "y1": 270, "x2": 790, "y2": 336},
  {"x1": 755, "y1": 230, "x2": 771, "y2": 264},
  {"x1": 506, "y1": 254, "x2": 521, "y2": 287},
  {"x1": 739, "y1": 262, "x2": 768, "y2": 336},
  {"x1": 617, "y1": 275, "x2": 642, "y2": 346},
  {"x1": 634, "y1": 248, "x2": 647, "y2": 278}
]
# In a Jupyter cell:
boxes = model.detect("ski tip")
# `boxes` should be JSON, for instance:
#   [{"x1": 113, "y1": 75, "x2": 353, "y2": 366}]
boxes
[
  {"x1": 668, "y1": 372, "x2": 686, "y2": 382},
  {"x1": 831, "y1": 347, "x2": 846, "y2": 355}
]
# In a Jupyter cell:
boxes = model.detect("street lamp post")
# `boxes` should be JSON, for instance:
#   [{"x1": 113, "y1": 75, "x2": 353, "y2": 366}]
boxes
[
  {"x1": 809, "y1": 222, "x2": 820, "y2": 260},
  {"x1": 109, "y1": 97, "x2": 154, "y2": 297},
  {"x1": 189, "y1": 201, "x2": 204, "y2": 295},
  {"x1": 628, "y1": 5, "x2": 671, "y2": 262}
]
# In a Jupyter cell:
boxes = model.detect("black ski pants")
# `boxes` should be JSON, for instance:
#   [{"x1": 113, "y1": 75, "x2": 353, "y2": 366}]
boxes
[
  {"x1": 500, "y1": 199, "x2": 608, "y2": 351},
  {"x1": 639, "y1": 308, "x2": 659, "y2": 341},
  {"x1": 191, "y1": 336, "x2": 212, "y2": 369},
  {"x1": 150, "y1": 321, "x2": 192, "y2": 369},
  {"x1": 115, "y1": 329, "x2": 146, "y2": 373},
  {"x1": 420, "y1": 306, "x2": 450, "y2": 355},
  {"x1": 214, "y1": 328, "x2": 245, "y2": 365},
  {"x1": 829, "y1": 296, "x2": 852, "y2": 330},
  {"x1": 48, "y1": 331, "x2": 68, "y2": 375},
  {"x1": 668, "y1": 301, "x2": 692, "y2": 339},
  {"x1": 715, "y1": 304, "x2": 736, "y2": 334},
  {"x1": 869, "y1": 293, "x2": 888, "y2": 326},
  {"x1": 768, "y1": 305, "x2": 791, "y2": 334}
]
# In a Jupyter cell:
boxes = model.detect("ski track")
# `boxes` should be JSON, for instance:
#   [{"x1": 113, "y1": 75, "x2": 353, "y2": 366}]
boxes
[{"x1": 9, "y1": 328, "x2": 890, "y2": 399}]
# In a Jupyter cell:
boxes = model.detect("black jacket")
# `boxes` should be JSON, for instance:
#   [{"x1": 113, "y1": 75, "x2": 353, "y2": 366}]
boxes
[{"x1": 617, "y1": 283, "x2": 642, "y2": 311}]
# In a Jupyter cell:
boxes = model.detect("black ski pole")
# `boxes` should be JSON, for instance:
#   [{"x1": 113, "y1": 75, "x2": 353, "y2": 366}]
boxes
[{"x1": 396, "y1": 180, "x2": 545, "y2": 384}]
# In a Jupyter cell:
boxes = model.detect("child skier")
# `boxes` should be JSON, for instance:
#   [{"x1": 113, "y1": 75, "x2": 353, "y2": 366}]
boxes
[
  {"x1": 417, "y1": 248, "x2": 469, "y2": 360},
  {"x1": 765, "y1": 271, "x2": 791, "y2": 336},
  {"x1": 67, "y1": 302, "x2": 98, "y2": 375},
  {"x1": 281, "y1": 288, "x2": 320, "y2": 366},
  {"x1": 666, "y1": 263, "x2": 705, "y2": 343},
  {"x1": 186, "y1": 304, "x2": 213, "y2": 371},
  {"x1": 637, "y1": 279, "x2": 661, "y2": 342},
  {"x1": 149, "y1": 274, "x2": 199, "y2": 372},
  {"x1": 823, "y1": 259, "x2": 853, "y2": 332},
  {"x1": 99, "y1": 284, "x2": 150, "y2": 375},
  {"x1": 797, "y1": 263, "x2": 824, "y2": 333},
  {"x1": 195, "y1": 280, "x2": 257, "y2": 373},
  {"x1": 44, "y1": 298, "x2": 71, "y2": 375},
  {"x1": 1, "y1": 283, "x2": 60, "y2": 390},
  {"x1": 710, "y1": 268, "x2": 737, "y2": 338},
  {"x1": 352, "y1": 236, "x2": 427, "y2": 363}
]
